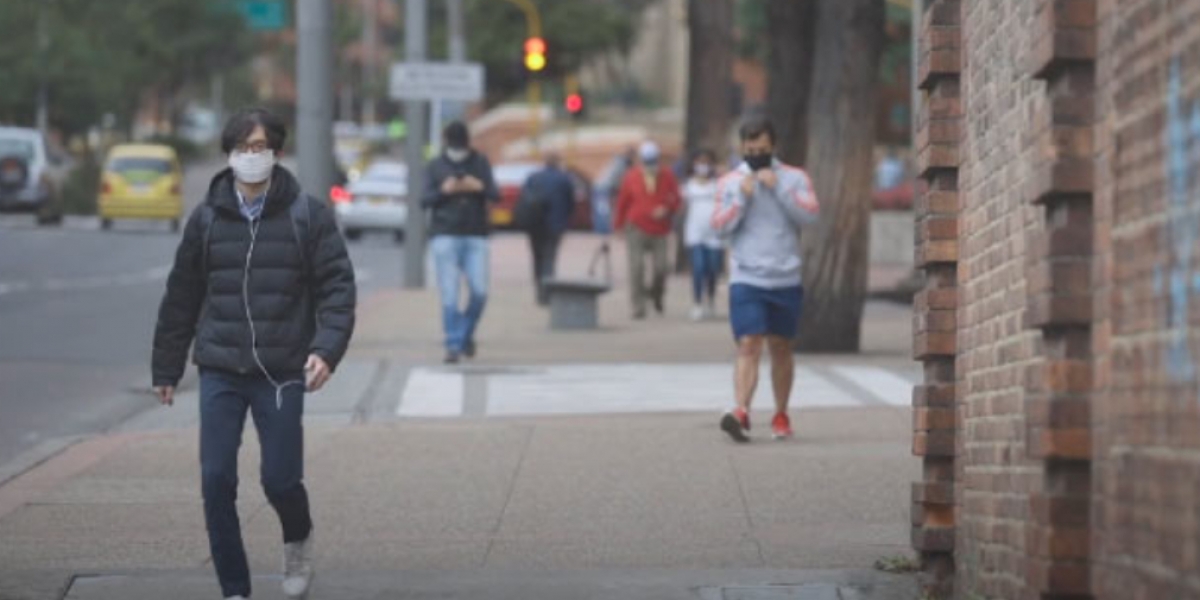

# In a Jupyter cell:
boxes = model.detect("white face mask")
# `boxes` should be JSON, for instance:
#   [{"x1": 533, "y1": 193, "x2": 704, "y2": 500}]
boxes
[
  {"x1": 693, "y1": 164, "x2": 712, "y2": 178},
  {"x1": 228, "y1": 149, "x2": 276, "y2": 184},
  {"x1": 446, "y1": 148, "x2": 469, "y2": 163}
]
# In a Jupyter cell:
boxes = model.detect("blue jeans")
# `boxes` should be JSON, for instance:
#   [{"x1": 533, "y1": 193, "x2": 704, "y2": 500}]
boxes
[
  {"x1": 431, "y1": 235, "x2": 490, "y2": 353},
  {"x1": 690, "y1": 245, "x2": 725, "y2": 303},
  {"x1": 199, "y1": 369, "x2": 311, "y2": 599}
]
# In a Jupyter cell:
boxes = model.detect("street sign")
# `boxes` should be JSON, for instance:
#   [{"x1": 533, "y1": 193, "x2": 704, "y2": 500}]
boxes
[
  {"x1": 389, "y1": 62, "x2": 485, "y2": 102},
  {"x1": 236, "y1": 0, "x2": 287, "y2": 30}
]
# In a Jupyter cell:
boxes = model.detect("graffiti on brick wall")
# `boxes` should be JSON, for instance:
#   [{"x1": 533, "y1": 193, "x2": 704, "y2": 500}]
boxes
[{"x1": 1161, "y1": 58, "x2": 1200, "y2": 383}]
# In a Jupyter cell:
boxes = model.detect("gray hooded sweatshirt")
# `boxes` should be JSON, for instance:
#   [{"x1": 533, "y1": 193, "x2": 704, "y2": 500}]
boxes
[{"x1": 711, "y1": 159, "x2": 820, "y2": 289}]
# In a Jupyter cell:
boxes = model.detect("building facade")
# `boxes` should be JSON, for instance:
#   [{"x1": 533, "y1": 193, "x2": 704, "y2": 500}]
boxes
[{"x1": 911, "y1": 0, "x2": 1200, "y2": 598}]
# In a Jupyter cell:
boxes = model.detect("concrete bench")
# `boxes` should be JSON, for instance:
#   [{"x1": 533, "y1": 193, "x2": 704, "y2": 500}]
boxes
[{"x1": 543, "y1": 277, "x2": 611, "y2": 330}]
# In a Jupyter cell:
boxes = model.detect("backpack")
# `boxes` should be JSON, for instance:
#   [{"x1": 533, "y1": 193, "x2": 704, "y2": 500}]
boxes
[
  {"x1": 198, "y1": 194, "x2": 315, "y2": 280},
  {"x1": 513, "y1": 183, "x2": 549, "y2": 232}
]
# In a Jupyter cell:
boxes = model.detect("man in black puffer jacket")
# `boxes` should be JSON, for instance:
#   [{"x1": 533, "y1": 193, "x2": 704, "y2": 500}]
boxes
[{"x1": 151, "y1": 108, "x2": 355, "y2": 600}]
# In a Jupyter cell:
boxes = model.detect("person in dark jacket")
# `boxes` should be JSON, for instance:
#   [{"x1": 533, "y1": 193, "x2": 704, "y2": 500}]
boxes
[
  {"x1": 521, "y1": 152, "x2": 576, "y2": 305},
  {"x1": 151, "y1": 108, "x2": 356, "y2": 600},
  {"x1": 421, "y1": 121, "x2": 499, "y2": 364}
]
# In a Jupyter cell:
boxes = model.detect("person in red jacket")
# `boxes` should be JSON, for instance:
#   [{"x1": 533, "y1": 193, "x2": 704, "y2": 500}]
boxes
[{"x1": 614, "y1": 141, "x2": 682, "y2": 319}]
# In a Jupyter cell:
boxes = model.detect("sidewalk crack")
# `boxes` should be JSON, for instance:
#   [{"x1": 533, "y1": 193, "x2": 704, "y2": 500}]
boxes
[
  {"x1": 482, "y1": 424, "x2": 536, "y2": 567},
  {"x1": 727, "y1": 451, "x2": 765, "y2": 566}
]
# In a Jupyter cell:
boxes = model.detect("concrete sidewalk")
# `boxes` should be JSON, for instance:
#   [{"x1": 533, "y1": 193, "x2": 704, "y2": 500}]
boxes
[{"x1": 0, "y1": 235, "x2": 920, "y2": 600}]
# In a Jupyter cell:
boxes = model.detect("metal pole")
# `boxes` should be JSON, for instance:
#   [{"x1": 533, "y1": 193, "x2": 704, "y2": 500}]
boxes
[
  {"x1": 403, "y1": 0, "x2": 429, "y2": 288},
  {"x1": 296, "y1": 0, "x2": 335, "y2": 202},
  {"x1": 432, "y1": 0, "x2": 467, "y2": 153},
  {"x1": 35, "y1": 0, "x2": 49, "y2": 134},
  {"x1": 528, "y1": 80, "x2": 541, "y2": 159},
  {"x1": 361, "y1": 0, "x2": 378, "y2": 125},
  {"x1": 211, "y1": 73, "x2": 225, "y2": 129}
]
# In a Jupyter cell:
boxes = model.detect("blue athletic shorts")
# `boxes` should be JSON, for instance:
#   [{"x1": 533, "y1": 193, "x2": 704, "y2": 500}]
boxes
[{"x1": 729, "y1": 283, "x2": 804, "y2": 340}]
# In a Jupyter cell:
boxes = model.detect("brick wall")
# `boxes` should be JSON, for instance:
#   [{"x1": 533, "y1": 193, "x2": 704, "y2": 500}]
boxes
[
  {"x1": 913, "y1": 0, "x2": 1200, "y2": 598},
  {"x1": 957, "y1": 1, "x2": 1052, "y2": 597},
  {"x1": 1093, "y1": 0, "x2": 1200, "y2": 597}
]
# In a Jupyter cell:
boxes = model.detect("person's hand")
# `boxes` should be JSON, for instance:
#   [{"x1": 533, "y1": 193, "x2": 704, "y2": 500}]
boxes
[
  {"x1": 441, "y1": 177, "x2": 460, "y2": 195},
  {"x1": 460, "y1": 175, "x2": 484, "y2": 192},
  {"x1": 740, "y1": 174, "x2": 756, "y2": 197},
  {"x1": 756, "y1": 168, "x2": 778, "y2": 189},
  {"x1": 154, "y1": 386, "x2": 175, "y2": 407},
  {"x1": 651, "y1": 205, "x2": 668, "y2": 220},
  {"x1": 305, "y1": 354, "x2": 332, "y2": 392}
]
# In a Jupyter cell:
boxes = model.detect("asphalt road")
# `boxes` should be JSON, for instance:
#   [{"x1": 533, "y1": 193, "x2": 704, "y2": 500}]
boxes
[{"x1": 0, "y1": 158, "x2": 403, "y2": 472}]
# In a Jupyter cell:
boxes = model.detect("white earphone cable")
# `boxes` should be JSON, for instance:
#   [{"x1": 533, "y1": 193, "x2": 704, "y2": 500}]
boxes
[{"x1": 243, "y1": 218, "x2": 305, "y2": 409}]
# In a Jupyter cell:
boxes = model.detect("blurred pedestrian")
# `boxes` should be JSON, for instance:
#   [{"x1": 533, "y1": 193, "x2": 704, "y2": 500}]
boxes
[
  {"x1": 614, "y1": 141, "x2": 681, "y2": 319},
  {"x1": 517, "y1": 152, "x2": 576, "y2": 305},
  {"x1": 711, "y1": 116, "x2": 820, "y2": 442},
  {"x1": 682, "y1": 149, "x2": 724, "y2": 321},
  {"x1": 152, "y1": 108, "x2": 357, "y2": 600},
  {"x1": 421, "y1": 121, "x2": 500, "y2": 364}
]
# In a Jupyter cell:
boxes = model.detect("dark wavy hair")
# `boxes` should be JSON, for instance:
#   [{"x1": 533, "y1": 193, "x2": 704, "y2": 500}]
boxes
[{"x1": 220, "y1": 107, "x2": 287, "y2": 154}]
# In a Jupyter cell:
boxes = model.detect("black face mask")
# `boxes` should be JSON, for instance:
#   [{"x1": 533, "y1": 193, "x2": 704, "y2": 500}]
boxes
[{"x1": 744, "y1": 153, "x2": 773, "y2": 171}]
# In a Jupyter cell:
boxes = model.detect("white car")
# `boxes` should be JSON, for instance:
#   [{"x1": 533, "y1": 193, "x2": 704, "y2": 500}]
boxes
[
  {"x1": 0, "y1": 127, "x2": 64, "y2": 225},
  {"x1": 333, "y1": 160, "x2": 408, "y2": 243}
]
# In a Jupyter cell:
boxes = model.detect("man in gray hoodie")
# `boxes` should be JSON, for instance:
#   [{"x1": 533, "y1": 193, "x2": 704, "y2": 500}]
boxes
[{"x1": 711, "y1": 116, "x2": 820, "y2": 442}]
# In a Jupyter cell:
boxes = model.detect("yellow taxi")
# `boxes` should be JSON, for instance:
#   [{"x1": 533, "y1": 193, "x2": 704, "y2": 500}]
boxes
[{"x1": 98, "y1": 144, "x2": 184, "y2": 231}]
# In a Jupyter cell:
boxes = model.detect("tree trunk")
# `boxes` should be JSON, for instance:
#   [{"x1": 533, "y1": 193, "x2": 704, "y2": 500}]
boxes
[
  {"x1": 795, "y1": 0, "x2": 885, "y2": 353},
  {"x1": 766, "y1": 0, "x2": 818, "y2": 167},
  {"x1": 685, "y1": 0, "x2": 734, "y2": 160},
  {"x1": 679, "y1": 0, "x2": 734, "y2": 273}
]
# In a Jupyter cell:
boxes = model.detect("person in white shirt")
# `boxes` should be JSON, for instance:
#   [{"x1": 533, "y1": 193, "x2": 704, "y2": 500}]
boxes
[{"x1": 682, "y1": 149, "x2": 724, "y2": 321}]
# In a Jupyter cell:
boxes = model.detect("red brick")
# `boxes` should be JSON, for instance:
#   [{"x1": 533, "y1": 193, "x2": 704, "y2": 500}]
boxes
[
  {"x1": 912, "y1": 526, "x2": 956, "y2": 553},
  {"x1": 1029, "y1": 427, "x2": 1092, "y2": 459},
  {"x1": 913, "y1": 430, "x2": 956, "y2": 457},
  {"x1": 1029, "y1": 158, "x2": 1095, "y2": 202},
  {"x1": 913, "y1": 383, "x2": 957, "y2": 407},
  {"x1": 914, "y1": 332, "x2": 957, "y2": 359},
  {"x1": 915, "y1": 407, "x2": 956, "y2": 431},
  {"x1": 916, "y1": 239, "x2": 959, "y2": 266},
  {"x1": 1026, "y1": 292, "x2": 1093, "y2": 328},
  {"x1": 918, "y1": 190, "x2": 959, "y2": 215},
  {"x1": 912, "y1": 481, "x2": 955, "y2": 505}
]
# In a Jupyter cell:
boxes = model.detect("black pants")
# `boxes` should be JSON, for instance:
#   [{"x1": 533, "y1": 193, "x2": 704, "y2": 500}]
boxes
[
  {"x1": 528, "y1": 229, "x2": 563, "y2": 305},
  {"x1": 200, "y1": 369, "x2": 311, "y2": 599}
]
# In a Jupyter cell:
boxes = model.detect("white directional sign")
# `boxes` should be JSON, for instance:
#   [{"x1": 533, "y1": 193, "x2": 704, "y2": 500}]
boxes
[{"x1": 389, "y1": 62, "x2": 485, "y2": 102}]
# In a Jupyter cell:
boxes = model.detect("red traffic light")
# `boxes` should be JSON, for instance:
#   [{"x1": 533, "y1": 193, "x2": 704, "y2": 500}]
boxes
[
  {"x1": 565, "y1": 93, "x2": 584, "y2": 114},
  {"x1": 524, "y1": 37, "x2": 546, "y2": 55}
]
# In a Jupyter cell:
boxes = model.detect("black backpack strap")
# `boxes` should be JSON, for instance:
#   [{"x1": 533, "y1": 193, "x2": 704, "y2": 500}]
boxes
[
  {"x1": 198, "y1": 204, "x2": 216, "y2": 275},
  {"x1": 289, "y1": 194, "x2": 314, "y2": 280}
]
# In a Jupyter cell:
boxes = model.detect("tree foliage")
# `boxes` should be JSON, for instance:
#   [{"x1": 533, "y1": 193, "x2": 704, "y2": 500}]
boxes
[{"x1": 0, "y1": 0, "x2": 254, "y2": 137}]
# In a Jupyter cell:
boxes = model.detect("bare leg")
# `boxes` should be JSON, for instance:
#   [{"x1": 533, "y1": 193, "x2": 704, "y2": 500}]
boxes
[
  {"x1": 766, "y1": 336, "x2": 794, "y2": 414},
  {"x1": 735, "y1": 335, "x2": 764, "y2": 410}
]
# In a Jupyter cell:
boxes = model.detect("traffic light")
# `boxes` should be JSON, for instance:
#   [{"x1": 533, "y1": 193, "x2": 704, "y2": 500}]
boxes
[
  {"x1": 524, "y1": 37, "x2": 547, "y2": 72},
  {"x1": 565, "y1": 91, "x2": 585, "y2": 120}
]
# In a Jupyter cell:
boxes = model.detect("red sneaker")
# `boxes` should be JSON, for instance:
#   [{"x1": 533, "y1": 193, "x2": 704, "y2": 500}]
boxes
[
  {"x1": 720, "y1": 407, "x2": 751, "y2": 443},
  {"x1": 771, "y1": 412, "x2": 793, "y2": 440}
]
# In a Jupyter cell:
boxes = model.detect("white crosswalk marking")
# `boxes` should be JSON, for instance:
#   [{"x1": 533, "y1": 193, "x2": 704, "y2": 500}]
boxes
[
  {"x1": 830, "y1": 365, "x2": 915, "y2": 406},
  {"x1": 396, "y1": 363, "x2": 914, "y2": 418},
  {"x1": 397, "y1": 368, "x2": 465, "y2": 417}
]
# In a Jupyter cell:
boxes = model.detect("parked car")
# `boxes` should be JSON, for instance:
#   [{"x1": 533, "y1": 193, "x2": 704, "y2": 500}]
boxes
[
  {"x1": 98, "y1": 144, "x2": 184, "y2": 231},
  {"x1": 0, "y1": 126, "x2": 63, "y2": 226},
  {"x1": 332, "y1": 159, "x2": 408, "y2": 243},
  {"x1": 490, "y1": 161, "x2": 593, "y2": 231}
]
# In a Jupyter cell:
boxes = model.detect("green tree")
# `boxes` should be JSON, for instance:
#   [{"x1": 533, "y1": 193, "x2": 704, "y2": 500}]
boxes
[{"x1": 0, "y1": 0, "x2": 254, "y2": 138}]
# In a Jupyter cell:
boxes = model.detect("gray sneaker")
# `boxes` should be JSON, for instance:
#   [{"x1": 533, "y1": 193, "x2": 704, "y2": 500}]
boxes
[{"x1": 282, "y1": 534, "x2": 314, "y2": 599}]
